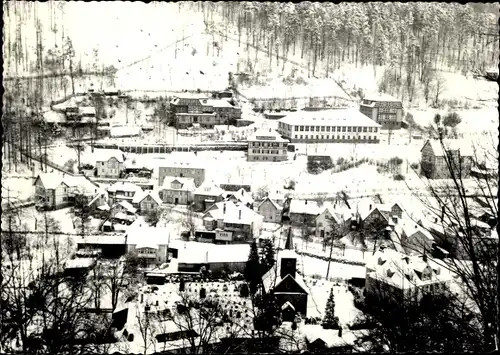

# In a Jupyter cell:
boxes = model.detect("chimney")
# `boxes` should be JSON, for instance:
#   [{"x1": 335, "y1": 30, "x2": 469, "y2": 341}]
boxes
[
  {"x1": 369, "y1": 204, "x2": 372, "y2": 210},
  {"x1": 239, "y1": 209, "x2": 242, "y2": 220},
  {"x1": 305, "y1": 200, "x2": 308, "y2": 205}
]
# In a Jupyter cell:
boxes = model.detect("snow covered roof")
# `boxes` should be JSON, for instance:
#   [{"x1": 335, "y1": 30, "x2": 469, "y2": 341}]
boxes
[
  {"x1": 160, "y1": 152, "x2": 206, "y2": 170},
  {"x1": 110, "y1": 125, "x2": 141, "y2": 137},
  {"x1": 289, "y1": 199, "x2": 321, "y2": 215},
  {"x1": 204, "y1": 201, "x2": 262, "y2": 225},
  {"x1": 126, "y1": 225, "x2": 170, "y2": 246},
  {"x1": 65, "y1": 257, "x2": 96, "y2": 269},
  {"x1": 78, "y1": 234, "x2": 127, "y2": 245},
  {"x1": 257, "y1": 197, "x2": 282, "y2": 211},
  {"x1": 161, "y1": 176, "x2": 196, "y2": 192},
  {"x1": 35, "y1": 173, "x2": 98, "y2": 194},
  {"x1": 173, "y1": 241, "x2": 250, "y2": 264},
  {"x1": 94, "y1": 149, "x2": 125, "y2": 163},
  {"x1": 43, "y1": 110, "x2": 66, "y2": 123},
  {"x1": 247, "y1": 129, "x2": 289, "y2": 143},
  {"x1": 278, "y1": 108, "x2": 382, "y2": 127},
  {"x1": 114, "y1": 200, "x2": 137, "y2": 214},
  {"x1": 108, "y1": 181, "x2": 142, "y2": 193},
  {"x1": 302, "y1": 324, "x2": 356, "y2": 348},
  {"x1": 205, "y1": 98, "x2": 238, "y2": 108},
  {"x1": 79, "y1": 106, "x2": 96, "y2": 116},
  {"x1": 422, "y1": 139, "x2": 474, "y2": 157},
  {"x1": 362, "y1": 93, "x2": 402, "y2": 104},
  {"x1": 193, "y1": 181, "x2": 224, "y2": 197},
  {"x1": 223, "y1": 188, "x2": 254, "y2": 206},
  {"x1": 132, "y1": 189, "x2": 162, "y2": 205},
  {"x1": 366, "y1": 249, "x2": 452, "y2": 290},
  {"x1": 315, "y1": 203, "x2": 342, "y2": 223}
]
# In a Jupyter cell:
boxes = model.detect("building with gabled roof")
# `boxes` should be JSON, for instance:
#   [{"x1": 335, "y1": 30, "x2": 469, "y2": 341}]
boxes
[
  {"x1": 133, "y1": 190, "x2": 162, "y2": 214},
  {"x1": 420, "y1": 139, "x2": 473, "y2": 179},
  {"x1": 223, "y1": 188, "x2": 254, "y2": 208},
  {"x1": 359, "y1": 93, "x2": 403, "y2": 130},
  {"x1": 288, "y1": 199, "x2": 321, "y2": 226},
  {"x1": 107, "y1": 181, "x2": 143, "y2": 206},
  {"x1": 256, "y1": 197, "x2": 283, "y2": 223},
  {"x1": 247, "y1": 129, "x2": 289, "y2": 162},
  {"x1": 95, "y1": 149, "x2": 125, "y2": 178},
  {"x1": 262, "y1": 227, "x2": 309, "y2": 318},
  {"x1": 198, "y1": 200, "x2": 264, "y2": 244},
  {"x1": 314, "y1": 202, "x2": 347, "y2": 239},
  {"x1": 159, "y1": 177, "x2": 196, "y2": 205},
  {"x1": 158, "y1": 152, "x2": 206, "y2": 188},
  {"x1": 365, "y1": 248, "x2": 452, "y2": 304},
  {"x1": 34, "y1": 172, "x2": 99, "y2": 210},
  {"x1": 193, "y1": 181, "x2": 225, "y2": 212}
]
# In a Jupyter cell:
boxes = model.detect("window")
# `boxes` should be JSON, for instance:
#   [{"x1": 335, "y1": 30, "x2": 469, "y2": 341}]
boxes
[
  {"x1": 347, "y1": 127, "x2": 351, "y2": 132},
  {"x1": 337, "y1": 127, "x2": 341, "y2": 132},
  {"x1": 321, "y1": 135, "x2": 324, "y2": 139},
  {"x1": 326, "y1": 135, "x2": 329, "y2": 139},
  {"x1": 347, "y1": 135, "x2": 350, "y2": 140},
  {"x1": 310, "y1": 126, "x2": 314, "y2": 131},
  {"x1": 300, "y1": 135, "x2": 303, "y2": 139},
  {"x1": 326, "y1": 126, "x2": 330, "y2": 132},
  {"x1": 295, "y1": 126, "x2": 299, "y2": 131},
  {"x1": 337, "y1": 135, "x2": 340, "y2": 139},
  {"x1": 305, "y1": 126, "x2": 309, "y2": 132},
  {"x1": 321, "y1": 126, "x2": 325, "y2": 132},
  {"x1": 294, "y1": 134, "x2": 298, "y2": 139},
  {"x1": 374, "y1": 128, "x2": 378, "y2": 133},
  {"x1": 363, "y1": 136, "x2": 366, "y2": 140},
  {"x1": 342, "y1": 135, "x2": 345, "y2": 140},
  {"x1": 300, "y1": 126, "x2": 304, "y2": 131},
  {"x1": 369, "y1": 127, "x2": 373, "y2": 132},
  {"x1": 316, "y1": 135, "x2": 319, "y2": 140},
  {"x1": 363, "y1": 127, "x2": 367, "y2": 132},
  {"x1": 305, "y1": 135, "x2": 308, "y2": 139},
  {"x1": 342, "y1": 127, "x2": 346, "y2": 132}
]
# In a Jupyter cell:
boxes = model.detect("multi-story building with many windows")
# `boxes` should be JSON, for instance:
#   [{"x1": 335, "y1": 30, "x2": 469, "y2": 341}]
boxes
[
  {"x1": 277, "y1": 108, "x2": 381, "y2": 144},
  {"x1": 247, "y1": 129, "x2": 289, "y2": 162},
  {"x1": 359, "y1": 93, "x2": 404, "y2": 129},
  {"x1": 170, "y1": 94, "x2": 242, "y2": 129}
]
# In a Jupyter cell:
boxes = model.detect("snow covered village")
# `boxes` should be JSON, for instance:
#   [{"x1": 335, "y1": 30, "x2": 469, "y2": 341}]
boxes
[{"x1": 1, "y1": 2, "x2": 499, "y2": 354}]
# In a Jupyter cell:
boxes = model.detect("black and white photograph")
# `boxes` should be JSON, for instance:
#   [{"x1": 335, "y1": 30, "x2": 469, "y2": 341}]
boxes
[{"x1": 1, "y1": 1, "x2": 499, "y2": 353}]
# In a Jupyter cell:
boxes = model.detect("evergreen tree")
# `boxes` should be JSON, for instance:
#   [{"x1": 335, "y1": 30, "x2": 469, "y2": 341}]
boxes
[
  {"x1": 179, "y1": 278, "x2": 185, "y2": 292},
  {"x1": 244, "y1": 240, "x2": 261, "y2": 295},
  {"x1": 322, "y1": 288, "x2": 340, "y2": 329},
  {"x1": 260, "y1": 239, "x2": 275, "y2": 275}
]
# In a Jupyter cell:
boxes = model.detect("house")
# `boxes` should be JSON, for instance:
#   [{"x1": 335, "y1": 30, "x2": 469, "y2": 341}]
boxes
[
  {"x1": 159, "y1": 177, "x2": 196, "y2": 205},
  {"x1": 193, "y1": 181, "x2": 225, "y2": 212},
  {"x1": 34, "y1": 173, "x2": 99, "y2": 210},
  {"x1": 247, "y1": 129, "x2": 289, "y2": 162},
  {"x1": 87, "y1": 188, "x2": 110, "y2": 216},
  {"x1": 95, "y1": 149, "x2": 125, "y2": 178},
  {"x1": 365, "y1": 248, "x2": 452, "y2": 304},
  {"x1": 288, "y1": 200, "x2": 321, "y2": 226},
  {"x1": 420, "y1": 139, "x2": 473, "y2": 179},
  {"x1": 170, "y1": 94, "x2": 242, "y2": 129},
  {"x1": 76, "y1": 234, "x2": 128, "y2": 259},
  {"x1": 223, "y1": 188, "x2": 254, "y2": 208},
  {"x1": 277, "y1": 109, "x2": 381, "y2": 144},
  {"x1": 361, "y1": 202, "x2": 404, "y2": 230},
  {"x1": 256, "y1": 197, "x2": 282, "y2": 223},
  {"x1": 302, "y1": 325, "x2": 356, "y2": 353},
  {"x1": 262, "y1": 228, "x2": 309, "y2": 317},
  {"x1": 158, "y1": 152, "x2": 206, "y2": 187},
  {"x1": 359, "y1": 93, "x2": 404, "y2": 130},
  {"x1": 110, "y1": 201, "x2": 137, "y2": 225},
  {"x1": 133, "y1": 190, "x2": 162, "y2": 214},
  {"x1": 198, "y1": 200, "x2": 264, "y2": 244},
  {"x1": 169, "y1": 240, "x2": 250, "y2": 277},
  {"x1": 107, "y1": 182, "x2": 142, "y2": 206},
  {"x1": 125, "y1": 221, "x2": 170, "y2": 266},
  {"x1": 314, "y1": 203, "x2": 343, "y2": 239}
]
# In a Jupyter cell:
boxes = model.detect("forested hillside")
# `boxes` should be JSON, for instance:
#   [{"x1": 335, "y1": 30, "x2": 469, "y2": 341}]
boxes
[{"x1": 194, "y1": 2, "x2": 499, "y2": 103}]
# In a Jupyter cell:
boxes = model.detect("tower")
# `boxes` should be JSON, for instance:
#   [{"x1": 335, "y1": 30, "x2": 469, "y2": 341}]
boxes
[{"x1": 280, "y1": 227, "x2": 297, "y2": 279}]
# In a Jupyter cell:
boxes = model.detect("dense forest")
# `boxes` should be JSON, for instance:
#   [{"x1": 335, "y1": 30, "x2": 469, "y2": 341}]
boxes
[{"x1": 194, "y1": 2, "x2": 499, "y2": 102}]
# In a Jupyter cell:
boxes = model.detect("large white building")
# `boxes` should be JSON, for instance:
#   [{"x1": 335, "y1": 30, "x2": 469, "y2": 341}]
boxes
[
  {"x1": 277, "y1": 108, "x2": 382, "y2": 144},
  {"x1": 247, "y1": 129, "x2": 289, "y2": 162}
]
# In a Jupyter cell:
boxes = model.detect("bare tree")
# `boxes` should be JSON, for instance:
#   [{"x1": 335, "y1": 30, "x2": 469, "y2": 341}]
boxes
[{"x1": 404, "y1": 128, "x2": 498, "y2": 351}]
